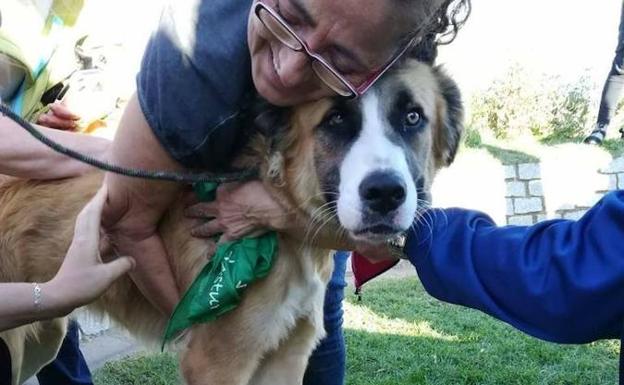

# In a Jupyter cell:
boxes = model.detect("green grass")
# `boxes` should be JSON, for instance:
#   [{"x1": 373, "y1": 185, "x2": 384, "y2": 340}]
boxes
[
  {"x1": 344, "y1": 279, "x2": 618, "y2": 385},
  {"x1": 94, "y1": 278, "x2": 619, "y2": 385},
  {"x1": 94, "y1": 352, "x2": 180, "y2": 385},
  {"x1": 464, "y1": 127, "x2": 624, "y2": 163},
  {"x1": 540, "y1": 134, "x2": 624, "y2": 159},
  {"x1": 463, "y1": 130, "x2": 543, "y2": 165},
  {"x1": 601, "y1": 138, "x2": 624, "y2": 158}
]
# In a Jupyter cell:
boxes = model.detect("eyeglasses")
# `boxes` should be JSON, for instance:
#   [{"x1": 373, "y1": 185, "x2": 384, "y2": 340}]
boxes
[{"x1": 254, "y1": 1, "x2": 419, "y2": 98}]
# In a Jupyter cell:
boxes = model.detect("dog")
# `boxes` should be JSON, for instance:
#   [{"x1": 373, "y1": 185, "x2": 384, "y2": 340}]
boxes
[{"x1": 0, "y1": 58, "x2": 463, "y2": 385}]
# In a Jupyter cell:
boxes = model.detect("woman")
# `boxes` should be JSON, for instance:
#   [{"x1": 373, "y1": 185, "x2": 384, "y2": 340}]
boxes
[
  {"x1": 177, "y1": 4, "x2": 624, "y2": 382},
  {"x1": 0, "y1": 113, "x2": 134, "y2": 385},
  {"x1": 584, "y1": 0, "x2": 624, "y2": 145},
  {"x1": 95, "y1": 1, "x2": 470, "y2": 384},
  {"x1": 0, "y1": 186, "x2": 134, "y2": 333},
  {"x1": 0, "y1": 185, "x2": 134, "y2": 385}
]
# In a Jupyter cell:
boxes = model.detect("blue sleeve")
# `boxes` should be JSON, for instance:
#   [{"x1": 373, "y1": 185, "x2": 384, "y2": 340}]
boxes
[
  {"x1": 408, "y1": 190, "x2": 624, "y2": 344},
  {"x1": 137, "y1": 0, "x2": 254, "y2": 169}
]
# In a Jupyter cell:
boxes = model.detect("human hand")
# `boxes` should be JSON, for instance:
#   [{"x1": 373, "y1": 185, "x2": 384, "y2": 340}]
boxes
[
  {"x1": 47, "y1": 186, "x2": 135, "y2": 315},
  {"x1": 185, "y1": 181, "x2": 295, "y2": 242},
  {"x1": 36, "y1": 102, "x2": 80, "y2": 131}
]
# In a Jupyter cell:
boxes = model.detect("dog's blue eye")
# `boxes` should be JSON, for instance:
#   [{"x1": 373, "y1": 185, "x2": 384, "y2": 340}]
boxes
[{"x1": 405, "y1": 110, "x2": 421, "y2": 126}]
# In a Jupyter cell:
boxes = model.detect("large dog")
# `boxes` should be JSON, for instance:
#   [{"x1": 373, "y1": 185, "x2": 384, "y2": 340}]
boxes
[{"x1": 0, "y1": 59, "x2": 463, "y2": 385}]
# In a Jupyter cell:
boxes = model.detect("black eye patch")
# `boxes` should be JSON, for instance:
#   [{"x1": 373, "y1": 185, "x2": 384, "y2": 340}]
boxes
[
  {"x1": 316, "y1": 99, "x2": 362, "y2": 145},
  {"x1": 388, "y1": 89, "x2": 428, "y2": 139}
]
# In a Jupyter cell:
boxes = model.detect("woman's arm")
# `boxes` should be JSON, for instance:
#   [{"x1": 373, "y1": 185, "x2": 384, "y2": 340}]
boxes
[
  {"x1": 0, "y1": 187, "x2": 134, "y2": 332},
  {"x1": 0, "y1": 282, "x2": 66, "y2": 331},
  {"x1": 0, "y1": 114, "x2": 110, "y2": 179},
  {"x1": 100, "y1": 94, "x2": 182, "y2": 316},
  {"x1": 408, "y1": 190, "x2": 624, "y2": 344}
]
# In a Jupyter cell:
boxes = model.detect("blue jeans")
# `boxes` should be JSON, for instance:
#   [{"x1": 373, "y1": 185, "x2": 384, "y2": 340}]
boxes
[
  {"x1": 0, "y1": 337, "x2": 11, "y2": 385},
  {"x1": 37, "y1": 321, "x2": 93, "y2": 385},
  {"x1": 303, "y1": 251, "x2": 348, "y2": 385}
]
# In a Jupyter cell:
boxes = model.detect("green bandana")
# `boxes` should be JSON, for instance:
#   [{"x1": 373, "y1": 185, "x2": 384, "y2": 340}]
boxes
[{"x1": 162, "y1": 183, "x2": 278, "y2": 347}]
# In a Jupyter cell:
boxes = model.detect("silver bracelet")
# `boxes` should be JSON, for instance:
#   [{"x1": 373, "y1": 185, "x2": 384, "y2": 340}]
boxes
[{"x1": 32, "y1": 282, "x2": 42, "y2": 312}]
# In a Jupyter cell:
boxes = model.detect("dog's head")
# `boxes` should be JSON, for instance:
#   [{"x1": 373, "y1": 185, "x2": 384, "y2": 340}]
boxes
[{"x1": 254, "y1": 59, "x2": 463, "y2": 244}]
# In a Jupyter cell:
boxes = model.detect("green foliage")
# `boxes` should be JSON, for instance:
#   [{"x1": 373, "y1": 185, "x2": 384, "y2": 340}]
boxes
[
  {"x1": 470, "y1": 65, "x2": 593, "y2": 142},
  {"x1": 542, "y1": 75, "x2": 592, "y2": 142},
  {"x1": 463, "y1": 127, "x2": 482, "y2": 148}
]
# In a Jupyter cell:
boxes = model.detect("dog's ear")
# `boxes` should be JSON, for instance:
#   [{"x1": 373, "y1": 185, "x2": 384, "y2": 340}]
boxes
[
  {"x1": 406, "y1": 33, "x2": 438, "y2": 66},
  {"x1": 433, "y1": 65, "x2": 464, "y2": 167},
  {"x1": 248, "y1": 99, "x2": 291, "y2": 185},
  {"x1": 251, "y1": 100, "x2": 289, "y2": 139}
]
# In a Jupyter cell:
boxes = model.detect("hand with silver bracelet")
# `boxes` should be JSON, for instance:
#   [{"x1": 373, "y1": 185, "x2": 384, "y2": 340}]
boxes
[{"x1": 0, "y1": 186, "x2": 135, "y2": 332}]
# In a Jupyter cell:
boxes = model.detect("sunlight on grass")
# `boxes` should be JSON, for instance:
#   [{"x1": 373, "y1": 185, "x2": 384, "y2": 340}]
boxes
[
  {"x1": 344, "y1": 302, "x2": 459, "y2": 341},
  {"x1": 95, "y1": 278, "x2": 620, "y2": 385},
  {"x1": 345, "y1": 278, "x2": 619, "y2": 385}
]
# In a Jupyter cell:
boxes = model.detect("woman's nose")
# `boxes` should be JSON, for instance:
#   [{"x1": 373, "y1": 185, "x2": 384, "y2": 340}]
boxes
[{"x1": 276, "y1": 48, "x2": 312, "y2": 88}]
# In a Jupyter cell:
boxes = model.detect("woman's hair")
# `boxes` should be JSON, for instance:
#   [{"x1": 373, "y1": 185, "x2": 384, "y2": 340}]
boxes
[
  {"x1": 401, "y1": 0, "x2": 471, "y2": 64},
  {"x1": 428, "y1": 0, "x2": 471, "y2": 45}
]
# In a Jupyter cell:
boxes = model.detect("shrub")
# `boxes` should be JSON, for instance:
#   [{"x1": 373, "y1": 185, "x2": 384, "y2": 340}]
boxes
[
  {"x1": 469, "y1": 64, "x2": 593, "y2": 142},
  {"x1": 463, "y1": 126, "x2": 482, "y2": 148}
]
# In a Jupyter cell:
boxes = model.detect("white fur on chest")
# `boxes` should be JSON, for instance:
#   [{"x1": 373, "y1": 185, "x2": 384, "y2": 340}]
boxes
[{"x1": 253, "y1": 246, "x2": 330, "y2": 351}]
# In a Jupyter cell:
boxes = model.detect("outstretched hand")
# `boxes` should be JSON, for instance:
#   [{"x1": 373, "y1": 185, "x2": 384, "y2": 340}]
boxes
[{"x1": 49, "y1": 185, "x2": 135, "y2": 314}]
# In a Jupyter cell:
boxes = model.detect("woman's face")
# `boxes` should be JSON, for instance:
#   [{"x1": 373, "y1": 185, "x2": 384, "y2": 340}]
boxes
[{"x1": 247, "y1": 0, "x2": 424, "y2": 106}]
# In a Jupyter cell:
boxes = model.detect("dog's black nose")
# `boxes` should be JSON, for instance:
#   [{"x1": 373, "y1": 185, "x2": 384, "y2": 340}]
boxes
[{"x1": 359, "y1": 171, "x2": 406, "y2": 214}]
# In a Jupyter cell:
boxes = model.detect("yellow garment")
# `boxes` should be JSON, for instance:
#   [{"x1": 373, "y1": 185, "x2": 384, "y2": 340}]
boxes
[
  {"x1": 0, "y1": 319, "x2": 68, "y2": 385},
  {"x1": 50, "y1": 0, "x2": 85, "y2": 28},
  {"x1": 0, "y1": 0, "x2": 84, "y2": 120},
  {"x1": 0, "y1": 3, "x2": 83, "y2": 383}
]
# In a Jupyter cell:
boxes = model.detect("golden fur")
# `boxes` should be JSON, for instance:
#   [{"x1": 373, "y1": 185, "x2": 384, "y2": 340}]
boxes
[{"x1": 0, "y1": 60, "x2": 463, "y2": 385}]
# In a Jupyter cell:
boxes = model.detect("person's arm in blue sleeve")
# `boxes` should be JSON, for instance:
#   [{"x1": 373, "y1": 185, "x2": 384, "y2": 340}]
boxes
[{"x1": 408, "y1": 190, "x2": 624, "y2": 344}]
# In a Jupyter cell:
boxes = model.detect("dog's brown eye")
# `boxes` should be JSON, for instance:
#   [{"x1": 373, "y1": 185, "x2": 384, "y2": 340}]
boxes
[
  {"x1": 328, "y1": 112, "x2": 344, "y2": 127},
  {"x1": 405, "y1": 110, "x2": 421, "y2": 126}
]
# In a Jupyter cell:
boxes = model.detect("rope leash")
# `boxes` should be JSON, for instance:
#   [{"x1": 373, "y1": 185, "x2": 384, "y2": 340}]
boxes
[{"x1": 0, "y1": 102, "x2": 257, "y2": 183}]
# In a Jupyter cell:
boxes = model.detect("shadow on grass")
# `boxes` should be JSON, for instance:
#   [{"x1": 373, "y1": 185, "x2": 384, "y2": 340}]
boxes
[
  {"x1": 464, "y1": 133, "x2": 539, "y2": 164},
  {"x1": 345, "y1": 278, "x2": 618, "y2": 385},
  {"x1": 480, "y1": 144, "x2": 539, "y2": 165}
]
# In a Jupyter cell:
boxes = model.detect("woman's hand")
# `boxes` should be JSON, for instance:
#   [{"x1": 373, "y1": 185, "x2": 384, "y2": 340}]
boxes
[
  {"x1": 185, "y1": 181, "x2": 295, "y2": 242},
  {"x1": 47, "y1": 186, "x2": 135, "y2": 315},
  {"x1": 184, "y1": 181, "x2": 403, "y2": 259},
  {"x1": 36, "y1": 102, "x2": 80, "y2": 131}
]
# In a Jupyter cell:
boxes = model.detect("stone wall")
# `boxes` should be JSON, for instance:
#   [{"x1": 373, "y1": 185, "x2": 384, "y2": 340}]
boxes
[
  {"x1": 431, "y1": 143, "x2": 624, "y2": 226},
  {"x1": 505, "y1": 157, "x2": 624, "y2": 225}
]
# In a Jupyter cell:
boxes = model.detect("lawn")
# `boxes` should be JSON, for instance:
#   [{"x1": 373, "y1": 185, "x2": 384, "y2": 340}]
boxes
[{"x1": 94, "y1": 278, "x2": 619, "y2": 385}]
